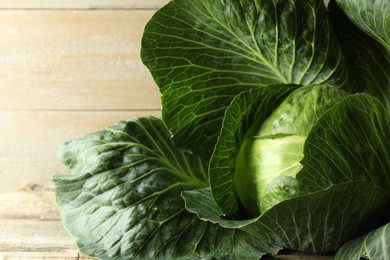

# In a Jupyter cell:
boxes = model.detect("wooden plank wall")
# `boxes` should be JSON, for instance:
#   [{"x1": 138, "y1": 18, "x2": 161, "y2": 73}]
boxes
[{"x1": 0, "y1": 1, "x2": 169, "y2": 193}]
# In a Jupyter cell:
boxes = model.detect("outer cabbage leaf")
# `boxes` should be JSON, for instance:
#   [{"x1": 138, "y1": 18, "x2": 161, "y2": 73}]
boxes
[
  {"x1": 183, "y1": 183, "x2": 389, "y2": 253},
  {"x1": 335, "y1": 223, "x2": 390, "y2": 260},
  {"x1": 298, "y1": 94, "x2": 390, "y2": 193},
  {"x1": 335, "y1": 0, "x2": 390, "y2": 50},
  {"x1": 182, "y1": 188, "x2": 282, "y2": 256},
  {"x1": 328, "y1": 0, "x2": 390, "y2": 112},
  {"x1": 246, "y1": 182, "x2": 388, "y2": 253},
  {"x1": 141, "y1": 0, "x2": 348, "y2": 158},
  {"x1": 53, "y1": 117, "x2": 267, "y2": 259}
]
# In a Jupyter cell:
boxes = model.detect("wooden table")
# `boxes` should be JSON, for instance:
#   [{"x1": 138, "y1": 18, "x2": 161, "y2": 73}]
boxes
[
  {"x1": 0, "y1": 185, "x2": 85, "y2": 259},
  {"x1": 0, "y1": 1, "x2": 334, "y2": 259}
]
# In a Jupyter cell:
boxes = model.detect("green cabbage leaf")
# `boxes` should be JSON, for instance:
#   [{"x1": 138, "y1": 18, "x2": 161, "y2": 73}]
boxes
[
  {"x1": 183, "y1": 182, "x2": 388, "y2": 253},
  {"x1": 141, "y1": 0, "x2": 348, "y2": 159},
  {"x1": 335, "y1": 0, "x2": 390, "y2": 51},
  {"x1": 328, "y1": 0, "x2": 390, "y2": 112},
  {"x1": 53, "y1": 117, "x2": 270, "y2": 259},
  {"x1": 335, "y1": 223, "x2": 390, "y2": 259}
]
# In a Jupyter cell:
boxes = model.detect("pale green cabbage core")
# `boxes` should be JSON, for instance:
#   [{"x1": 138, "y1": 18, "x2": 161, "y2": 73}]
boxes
[
  {"x1": 234, "y1": 85, "x2": 348, "y2": 216},
  {"x1": 235, "y1": 135, "x2": 305, "y2": 216}
]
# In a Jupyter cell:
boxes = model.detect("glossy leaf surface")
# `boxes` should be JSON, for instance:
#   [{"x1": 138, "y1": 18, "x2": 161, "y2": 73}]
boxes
[
  {"x1": 54, "y1": 117, "x2": 267, "y2": 259},
  {"x1": 142, "y1": 0, "x2": 347, "y2": 157}
]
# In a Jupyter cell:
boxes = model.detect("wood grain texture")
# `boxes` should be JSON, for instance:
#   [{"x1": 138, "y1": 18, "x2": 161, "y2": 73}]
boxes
[
  {"x1": 0, "y1": 10, "x2": 161, "y2": 110},
  {"x1": 0, "y1": 189, "x2": 92, "y2": 259},
  {"x1": 0, "y1": 0, "x2": 169, "y2": 9}
]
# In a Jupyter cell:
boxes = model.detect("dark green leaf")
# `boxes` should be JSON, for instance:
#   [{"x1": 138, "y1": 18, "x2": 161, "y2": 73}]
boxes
[
  {"x1": 246, "y1": 182, "x2": 389, "y2": 253},
  {"x1": 335, "y1": 223, "x2": 390, "y2": 260},
  {"x1": 141, "y1": 0, "x2": 348, "y2": 158},
  {"x1": 183, "y1": 188, "x2": 257, "y2": 228},
  {"x1": 298, "y1": 94, "x2": 390, "y2": 193},
  {"x1": 54, "y1": 117, "x2": 266, "y2": 259},
  {"x1": 328, "y1": 0, "x2": 390, "y2": 111},
  {"x1": 335, "y1": 0, "x2": 390, "y2": 50},
  {"x1": 182, "y1": 188, "x2": 282, "y2": 256},
  {"x1": 184, "y1": 183, "x2": 389, "y2": 254}
]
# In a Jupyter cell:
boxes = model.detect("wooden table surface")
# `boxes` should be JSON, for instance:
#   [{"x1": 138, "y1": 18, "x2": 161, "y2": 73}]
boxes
[{"x1": 0, "y1": 1, "x2": 334, "y2": 259}]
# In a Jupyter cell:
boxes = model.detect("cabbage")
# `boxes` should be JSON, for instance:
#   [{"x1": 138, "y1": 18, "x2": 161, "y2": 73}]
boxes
[{"x1": 53, "y1": 0, "x2": 390, "y2": 259}]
